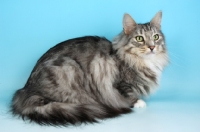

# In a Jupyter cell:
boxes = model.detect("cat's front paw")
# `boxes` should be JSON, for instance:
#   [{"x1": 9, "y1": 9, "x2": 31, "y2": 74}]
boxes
[{"x1": 134, "y1": 99, "x2": 146, "y2": 108}]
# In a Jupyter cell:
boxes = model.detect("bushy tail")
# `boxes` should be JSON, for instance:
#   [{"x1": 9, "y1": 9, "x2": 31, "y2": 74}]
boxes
[{"x1": 11, "y1": 89, "x2": 131, "y2": 126}]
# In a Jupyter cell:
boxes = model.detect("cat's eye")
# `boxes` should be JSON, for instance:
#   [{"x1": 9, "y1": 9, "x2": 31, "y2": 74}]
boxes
[
  {"x1": 135, "y1": 36, "x2": 144, "y2": 42},
  {"x1": 153, "y1": 34, "x2": 159, "y2": 41}
]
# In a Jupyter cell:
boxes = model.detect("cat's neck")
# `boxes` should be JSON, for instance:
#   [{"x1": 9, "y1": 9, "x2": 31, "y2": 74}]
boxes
[{"x1": 113, "y1": 50, "x2": 168, "y2": 84}]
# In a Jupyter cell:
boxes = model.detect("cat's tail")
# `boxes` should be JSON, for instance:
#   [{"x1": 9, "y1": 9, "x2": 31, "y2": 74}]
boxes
[{"x1": 11, "y1": 88, "x2": 132, "y2": 126}]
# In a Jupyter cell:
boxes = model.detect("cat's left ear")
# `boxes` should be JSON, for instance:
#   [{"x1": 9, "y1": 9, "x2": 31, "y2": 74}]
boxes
[
  {"x1": 123, "y1": 13, "x2": 137, "y2": 35},
  {"x1": 150, "y1": 11, "x2": 162, "y2": 29}
]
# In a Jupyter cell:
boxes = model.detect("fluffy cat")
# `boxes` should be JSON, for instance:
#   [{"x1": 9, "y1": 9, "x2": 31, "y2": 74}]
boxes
[{"x1": 11, "y1": 11, "x2": 168, "y2": 126}]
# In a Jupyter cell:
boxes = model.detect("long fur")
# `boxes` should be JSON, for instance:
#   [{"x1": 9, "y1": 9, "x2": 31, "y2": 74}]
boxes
[
  {"x1": 11, "y1": 13, "x2": 168, "y2": 126},
  {"x1": 12, "y1": 88, "x2": 131, "y2": 126}
]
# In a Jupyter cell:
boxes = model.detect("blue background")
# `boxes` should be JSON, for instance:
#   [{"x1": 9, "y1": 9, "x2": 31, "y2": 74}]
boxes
[{"x1": 0, "y1": 0, "x2": 200, "y2": 132}]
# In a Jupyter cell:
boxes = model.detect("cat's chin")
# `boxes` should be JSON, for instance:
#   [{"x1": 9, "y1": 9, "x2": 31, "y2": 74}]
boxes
[
  {"x1": 147, "y1": 52, "x2": 155, "y2": 55},
  {"x1": 143, "y1": 52, "x2": 156, "y2": 58}
]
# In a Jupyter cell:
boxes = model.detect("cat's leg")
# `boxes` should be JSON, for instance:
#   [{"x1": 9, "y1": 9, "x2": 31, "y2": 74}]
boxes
[
  {"x1": 116, "y1": 82, "x2": 146, "y2": 108},
  {"x1": 116, "y1": 82, "x2": 137, "y2": 107}
]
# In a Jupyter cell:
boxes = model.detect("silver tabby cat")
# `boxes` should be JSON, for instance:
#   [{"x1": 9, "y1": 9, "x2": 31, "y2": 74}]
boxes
[{"x1": 11, "y1": 11, "x2": 168, "y2": 126}]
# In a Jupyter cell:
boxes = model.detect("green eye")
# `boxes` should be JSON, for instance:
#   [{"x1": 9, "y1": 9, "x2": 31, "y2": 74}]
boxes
[
  {"x1": 153, "y1": 34, "x2": 159, "y2": 40},
  {"x1": 135, "y1": 36, "x2": 144, "y2": 42}
]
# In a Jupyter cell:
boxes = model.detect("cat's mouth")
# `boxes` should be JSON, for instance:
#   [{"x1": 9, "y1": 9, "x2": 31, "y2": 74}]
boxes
[
  {"x1": 144, "y1": 51, "x2": 156, "y2": 57},
  {"x1": 146, "y1": 51, "x2": 155, "y2": 55}
]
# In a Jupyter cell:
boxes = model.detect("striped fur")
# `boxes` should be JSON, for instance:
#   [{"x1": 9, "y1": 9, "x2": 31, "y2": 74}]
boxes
[{"x1": 11, "y1": 11, "x2": 168, "y2": 126}]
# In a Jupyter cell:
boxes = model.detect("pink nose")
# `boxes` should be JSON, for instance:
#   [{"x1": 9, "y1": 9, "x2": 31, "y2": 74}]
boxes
[{"x1": 149, "y1": 46, "x2": 155, "y2": 51}]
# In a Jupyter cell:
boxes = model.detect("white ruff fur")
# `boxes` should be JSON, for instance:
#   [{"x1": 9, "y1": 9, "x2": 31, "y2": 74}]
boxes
[{"x1": 143, "y1": 53, "x2": 168, "y2": 92}]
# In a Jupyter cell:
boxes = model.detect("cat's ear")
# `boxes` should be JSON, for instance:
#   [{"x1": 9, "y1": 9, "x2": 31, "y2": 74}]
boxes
[
  {"x1": 150, "y1": 11, "x2": 162, "y2": 29},
  {"x1": 123, "y1": 13, "x2": 137, "y2": 35}
]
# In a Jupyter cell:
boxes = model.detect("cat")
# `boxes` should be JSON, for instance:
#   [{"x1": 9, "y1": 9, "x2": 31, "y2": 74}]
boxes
[{"x1": 11, "y1": 11, "x2": 168, "y2": 126}]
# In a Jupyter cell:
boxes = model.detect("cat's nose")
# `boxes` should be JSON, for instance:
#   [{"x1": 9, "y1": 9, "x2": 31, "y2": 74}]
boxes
[{"x1": 148, "y1": 46, "x2": 155, "y2": 51}]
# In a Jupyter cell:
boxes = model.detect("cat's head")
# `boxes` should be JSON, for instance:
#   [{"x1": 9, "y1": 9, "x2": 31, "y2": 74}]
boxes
[{"x1": 113, "y1": 11, "x2": 167, "y2": 60}]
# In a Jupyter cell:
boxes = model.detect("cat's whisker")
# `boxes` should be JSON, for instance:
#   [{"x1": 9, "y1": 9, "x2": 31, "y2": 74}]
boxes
[
  {"x1": 168, "y1": 51, "x2": 184, "y2": 61},
  {"x1": 166, "y1": 46, "x2": 178, "y2": 48},
  {"x1": 168, "y1": 52, "x2": 189, "y2": 70},
  {"x1": 169, "y1": 59, "x2": 188, "y2": 70},
  {"x1": 168, "y1": 51, "x2": 187, "y2": 67}
]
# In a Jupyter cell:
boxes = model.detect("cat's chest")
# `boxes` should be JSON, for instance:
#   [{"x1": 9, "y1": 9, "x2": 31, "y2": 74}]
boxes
[{"x1": 143, "y1": 59, "x2": 162, "y2": 80}]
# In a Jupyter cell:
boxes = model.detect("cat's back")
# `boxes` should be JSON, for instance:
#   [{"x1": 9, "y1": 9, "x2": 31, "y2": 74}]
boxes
[{"x1": 37, "y1": 36, "x2": 113, "y2": 64}]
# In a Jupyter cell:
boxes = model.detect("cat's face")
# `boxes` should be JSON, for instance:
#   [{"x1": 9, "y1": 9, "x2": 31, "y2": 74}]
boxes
[
  {"x1": 122, "y1": 11, "x2": 166, "y2": 58},
  {"x1": 127, "y1": 23, "x2": 166, "y2": 58}
]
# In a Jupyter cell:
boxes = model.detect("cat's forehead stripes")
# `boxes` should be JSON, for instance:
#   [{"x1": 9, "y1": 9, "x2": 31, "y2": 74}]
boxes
[
  {"x1": 136, "y1": 23, "x2": 156, "y2": 34},
  {"x1": 142, "y1": 23, "x2": 151, "y2": 31}
]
